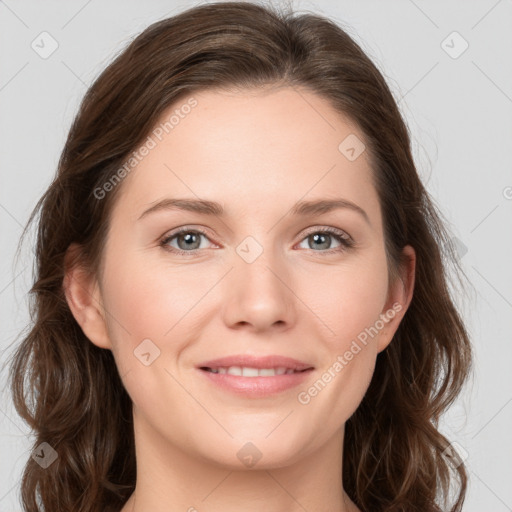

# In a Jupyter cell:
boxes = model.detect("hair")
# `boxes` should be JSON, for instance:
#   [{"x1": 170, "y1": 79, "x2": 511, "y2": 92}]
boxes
[{"x1": 7, "y1": 1, "x2": 473, "y2": 511}]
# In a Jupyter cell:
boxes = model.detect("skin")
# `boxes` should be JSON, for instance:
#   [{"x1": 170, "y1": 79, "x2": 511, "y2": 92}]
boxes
[{"x1": 64, "y1": 86, "x2": 416, "y2": 512}]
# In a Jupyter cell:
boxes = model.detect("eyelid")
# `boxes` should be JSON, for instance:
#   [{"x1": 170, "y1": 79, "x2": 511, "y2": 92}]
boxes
[
  {"x1": 299, "y1": 225, "x2": 353, "y2": 242},
  {"x1": 161, "y1": 224, "x2": 212, "y2": 239},
  {"x1": 160, "y1": 224, "x2": 353, "y2": 242}
]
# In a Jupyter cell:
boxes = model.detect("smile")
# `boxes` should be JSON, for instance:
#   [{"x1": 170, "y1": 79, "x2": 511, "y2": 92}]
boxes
[{"x1": 201, "y1": 366, "x2": 310, "y2": 377}]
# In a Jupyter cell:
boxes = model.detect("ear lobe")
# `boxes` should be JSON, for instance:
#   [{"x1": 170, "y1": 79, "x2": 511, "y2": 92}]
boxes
[
  {"x1": 377, "y1": 245, "x2": 416, "y2": 353},
  {"x1": 63, "y1": 243, "x2": 112, "y2": 350}
]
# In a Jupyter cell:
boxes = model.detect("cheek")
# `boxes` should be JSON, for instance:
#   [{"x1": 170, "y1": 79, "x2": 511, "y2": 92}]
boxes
[
  {"x1": 98, "y1": 256, "x2": 213, "y2": 420},
  {"x1": 302, "y1": 252, "x2": 389, "y2": 344},
  {"x1": 106, "y1": 268, "x2": 203, "y2": 333},
  {"x1": 99, "y1": 252, "x2": 213, "y2": 366},
  {"x1": 294, "y1": 254, "x2": 388, "y2": 417}
]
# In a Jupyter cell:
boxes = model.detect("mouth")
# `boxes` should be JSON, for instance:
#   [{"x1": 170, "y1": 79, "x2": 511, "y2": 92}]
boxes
[
  {"x1": 200, "y1": 366, "x2": 312, "y2": 377},
  {"x1": 196, "y1": 355, "x2": 315, "y2": 397}
]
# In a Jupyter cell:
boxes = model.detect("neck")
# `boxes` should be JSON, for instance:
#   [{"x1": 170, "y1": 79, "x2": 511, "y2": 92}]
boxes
[{"x1": 120, "y1": 409, "x2": 360, "y2": 512}]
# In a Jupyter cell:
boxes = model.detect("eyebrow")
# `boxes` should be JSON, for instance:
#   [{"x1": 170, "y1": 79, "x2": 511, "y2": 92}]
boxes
[{"x1": 138, "y1": 197, "x2": 370, "y2": 225}]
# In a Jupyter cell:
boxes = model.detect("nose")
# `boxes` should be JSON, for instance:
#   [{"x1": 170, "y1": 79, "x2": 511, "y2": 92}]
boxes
[{"x1": 221, "y1": 244, "x2": 297, "y2": 334}]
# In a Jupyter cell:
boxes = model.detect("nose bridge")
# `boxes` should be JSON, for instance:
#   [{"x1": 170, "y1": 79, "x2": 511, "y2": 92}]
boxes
[
  {"x1": 234, "y1": 232, "x2": 285, "y2": 295},
  {"x1": 222, "y1": 232, "x2": 296, "y2": 330}
]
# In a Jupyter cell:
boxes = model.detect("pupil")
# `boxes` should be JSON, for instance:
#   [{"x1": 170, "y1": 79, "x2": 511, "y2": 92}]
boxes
[
  {"x1": 311, "y1": 233, "x2": 329, "y2": 250},
  {"x1": 179, "y1": 232, "x2": 199, "y2": 250}
]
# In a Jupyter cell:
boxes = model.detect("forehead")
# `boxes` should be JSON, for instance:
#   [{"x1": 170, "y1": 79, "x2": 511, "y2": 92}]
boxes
[{"x1": 110, "y1": 86, "x2": 380, "y2": 224}]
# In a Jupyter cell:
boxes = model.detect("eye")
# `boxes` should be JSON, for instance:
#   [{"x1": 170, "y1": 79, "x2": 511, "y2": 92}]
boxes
[
  {"x1": 160, "y1": 227, "x2": 215, "y2": 255},
  {"x1": 296, "y1": 227, "x2": 354, "y2": 254},
  {"x1": 159, "y1": 226, "x2": 355, "y2": 256}
]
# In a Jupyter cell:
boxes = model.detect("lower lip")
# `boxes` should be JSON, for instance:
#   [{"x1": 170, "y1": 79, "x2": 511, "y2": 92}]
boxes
[{"x1": 198, "y1": 368, "x2": 314, "y2": 397}]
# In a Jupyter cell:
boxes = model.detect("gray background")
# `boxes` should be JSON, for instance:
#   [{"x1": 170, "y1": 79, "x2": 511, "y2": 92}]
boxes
[{"x1": 1, "y1": 0, "x2": 511, "y2": 510}]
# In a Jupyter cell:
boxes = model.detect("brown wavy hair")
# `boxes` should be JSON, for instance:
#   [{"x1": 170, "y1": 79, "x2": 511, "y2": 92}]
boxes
[{"x1": 7, "y1": 1, "x2": 473, "y2": 511}]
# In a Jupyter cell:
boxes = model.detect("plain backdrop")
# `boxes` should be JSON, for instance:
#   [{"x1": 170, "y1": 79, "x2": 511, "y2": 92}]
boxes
[{"x1": 1, "y1": 1, "x2": 511, "y2": 510}]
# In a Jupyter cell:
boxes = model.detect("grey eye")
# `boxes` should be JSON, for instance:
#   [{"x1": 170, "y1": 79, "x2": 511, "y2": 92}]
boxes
[
  {"x1": 163, "y1": 230, "x2": 209, "y2": 251},
  {"x1": 298, "y1": 232, "x2": 343, "y2": 251}
]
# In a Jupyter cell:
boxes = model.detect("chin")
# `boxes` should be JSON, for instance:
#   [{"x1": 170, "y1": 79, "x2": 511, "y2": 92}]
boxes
[{"x1": 194, "y1": 432, "x2": 309, "y2": 470}]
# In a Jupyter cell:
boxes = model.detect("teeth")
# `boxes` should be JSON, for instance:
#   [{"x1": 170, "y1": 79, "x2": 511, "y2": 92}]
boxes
[
  {"x1": 208, "y1": 366, "x2": 301, "y2": 377},
  {"x1": 242, "y1": 367, "x2": 259, "y2": 377}
]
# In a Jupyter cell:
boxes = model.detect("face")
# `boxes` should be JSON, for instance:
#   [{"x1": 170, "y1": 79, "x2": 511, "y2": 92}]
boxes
[{"x1": 67, "y1": 86, "x2": 415, "y2": 470}]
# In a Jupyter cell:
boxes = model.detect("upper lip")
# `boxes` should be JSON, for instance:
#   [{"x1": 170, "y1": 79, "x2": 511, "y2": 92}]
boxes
[{"x1": 197, "y1": 355, "x2": 314, "y2": 371}]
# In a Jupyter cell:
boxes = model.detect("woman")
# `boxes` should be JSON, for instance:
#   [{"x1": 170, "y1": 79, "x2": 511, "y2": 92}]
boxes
[{"x1": 8, "y1": 2, "x2": 473, "y2": 511}]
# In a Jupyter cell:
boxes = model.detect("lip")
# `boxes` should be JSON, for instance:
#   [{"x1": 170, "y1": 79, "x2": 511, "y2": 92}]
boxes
[{"x1": 196, "y1": 354, "x2": 315, "y2": 398}]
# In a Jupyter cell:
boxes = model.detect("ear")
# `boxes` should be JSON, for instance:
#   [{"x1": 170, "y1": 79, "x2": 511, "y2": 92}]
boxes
[
  {"x1": 377, "y1": 244, "x2": 416, "y2": 353},
  {"x1": 63, "y1": 243, "x2": 112, "y2": 350}
]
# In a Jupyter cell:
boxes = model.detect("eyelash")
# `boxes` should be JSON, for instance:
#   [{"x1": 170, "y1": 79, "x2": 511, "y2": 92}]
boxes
[{"x1": 159, "y1": 226, "x2": 355, "y2": 257}]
